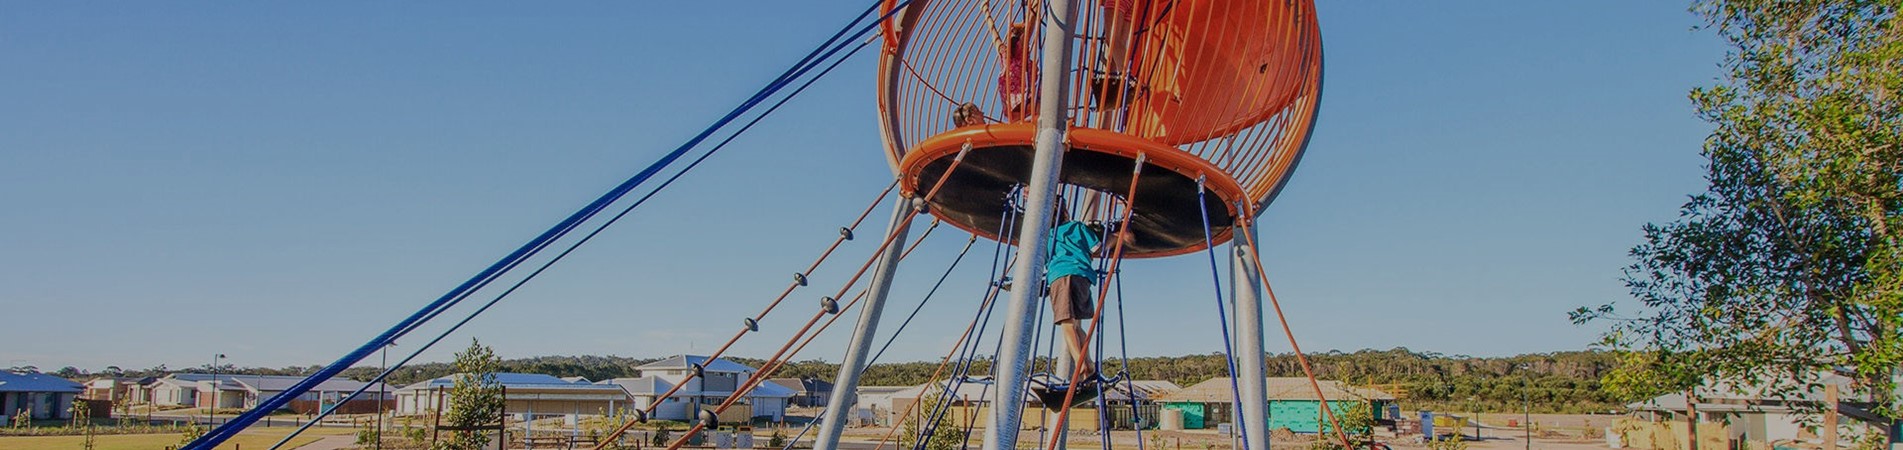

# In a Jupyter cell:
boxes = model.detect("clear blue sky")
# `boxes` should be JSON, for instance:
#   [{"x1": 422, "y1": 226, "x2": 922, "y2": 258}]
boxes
[{"x1": 0, "y1": 2, "x2": 1722, "y2": 372}]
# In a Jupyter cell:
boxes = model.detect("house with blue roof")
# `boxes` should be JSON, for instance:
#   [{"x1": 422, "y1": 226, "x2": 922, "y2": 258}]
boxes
[
  {"x1": 0, "y1": 370, "x2": 84, "y2": 421},
  {"x1": 393, "y1": 373, "x2": 632, "y2": 421},
  {"x1": 598, "y1": 354, "x2": 795, "y2": 423}
]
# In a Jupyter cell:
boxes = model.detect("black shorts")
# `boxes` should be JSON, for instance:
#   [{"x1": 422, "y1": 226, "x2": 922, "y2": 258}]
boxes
[{"x1": 1049, "y1": 275, "x2": 1095, "y2": 323}]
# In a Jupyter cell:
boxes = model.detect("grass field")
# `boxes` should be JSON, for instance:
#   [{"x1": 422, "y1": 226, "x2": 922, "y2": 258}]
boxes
[{"x1": 0, "y1": 426, "x2": 353, "y2": 450}]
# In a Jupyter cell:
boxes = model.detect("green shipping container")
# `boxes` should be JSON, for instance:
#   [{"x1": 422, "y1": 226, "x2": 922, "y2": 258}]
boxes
[
  {"x1": 1268, "y1": 400, "x2": 1363, "y2": 434},
  {"x1": 1162, "y1": 402, "x2": 1205, "y2": 429}
]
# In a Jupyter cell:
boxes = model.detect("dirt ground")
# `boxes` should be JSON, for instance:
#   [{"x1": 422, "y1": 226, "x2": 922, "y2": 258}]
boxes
[{"x1": 832, "y1": 413, "x2": 1624, "y2": 450}]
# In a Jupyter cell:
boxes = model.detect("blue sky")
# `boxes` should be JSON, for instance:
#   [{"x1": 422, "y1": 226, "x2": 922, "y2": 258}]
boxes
[{"x1": 0, "y1": 2, "x2": 1724, "y2": 372}]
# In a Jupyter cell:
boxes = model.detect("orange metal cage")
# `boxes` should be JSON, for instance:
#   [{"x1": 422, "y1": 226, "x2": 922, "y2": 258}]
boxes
[{"x1": 877, "y1": 0, "x2": 1322, "y2": 256}]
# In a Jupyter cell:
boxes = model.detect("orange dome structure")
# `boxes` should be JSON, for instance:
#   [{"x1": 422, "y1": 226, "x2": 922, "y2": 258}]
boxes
[{"x1": 878, "y1": 0, "x2": 1322, "y2": 257}]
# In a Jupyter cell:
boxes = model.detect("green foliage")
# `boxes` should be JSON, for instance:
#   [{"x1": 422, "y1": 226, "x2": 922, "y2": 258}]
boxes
[
  {"x1": 899, "y1": 393, "x2": 963, "y2": 450},
  {"x1": 651, "y1": 426, "x2": 671, "y2": 447},
  {"x1": 1309, "y1": 402, "x2": 1375, "y2": 450},
  {"x1": 768, "y1": 424, "x2": 788, "y2": 449},
  {"x1": 176, "y1": 423, "x2": 204, "y2": 448},
  {"x1": 1574, "y1": 0, "x2": 1901, "y2": 421},
  {"x1": 1424, "y1": 432, "x2": 1467, "y2": 450},
  {"x1": 355, "y1": 420, "x2": 382, "y2": 446},
  {"x1": 435, "y1": 338, "x2": 504, "y2": 450}
]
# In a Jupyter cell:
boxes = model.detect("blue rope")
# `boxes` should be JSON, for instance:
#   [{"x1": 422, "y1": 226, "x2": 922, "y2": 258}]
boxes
[
  {"x1": 871, "y1": 233, "x2": 979, "y2": 365},
  {"x1": 916, "y1": 253, "x2": 1009, "y2": 450},
  {"x1": 1117, "y1": 273, "x2": 1146, "y2": 449},
  {"x1": 189, "y1": 2, "x2": 899, "y2": 448},
  {"x1": 1197, "y1": 180, "x2": 1251, "y2": 450},
  {"x1": 268, "y1": 32, "x2": 890, "y2": 449},
  {"x1": 911, "y1": 205, "x2": 1020, "y2": 450}
]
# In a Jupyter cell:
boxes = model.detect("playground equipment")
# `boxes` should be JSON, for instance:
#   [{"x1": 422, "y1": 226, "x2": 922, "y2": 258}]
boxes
[{"x1": 180, "y1": 2, "x2": 1339, "y2": 450}]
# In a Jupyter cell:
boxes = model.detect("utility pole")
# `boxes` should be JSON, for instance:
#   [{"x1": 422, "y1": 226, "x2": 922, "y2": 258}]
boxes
[
  {"x1": 1685, "y1": 388, "x2": 1699, "y2": 450},
  {"x1": 210, "y1": 354, "x2": 225, "y2": 427},
  {"x1": 1519, "y1": 364, "x2": 1530, "y2": 450}
]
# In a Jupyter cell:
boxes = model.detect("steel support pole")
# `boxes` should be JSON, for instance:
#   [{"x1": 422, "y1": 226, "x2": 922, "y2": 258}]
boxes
[
  {"x1": 984, "y1": 1, "x2": 1079, "y2": 449},
  {"x1": 1231, "y1": 224, "x2": 1269, "y2": 450},
  {"x1": 813, "y1": 197, "x2": 917, "y2": 450}
]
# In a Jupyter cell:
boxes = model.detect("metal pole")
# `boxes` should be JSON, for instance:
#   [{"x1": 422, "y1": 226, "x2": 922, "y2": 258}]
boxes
[
  {"x1": 984, "y1": 1, "x2": 1078, "y2": 449},
  {"x1": 210, "y1": 354, "x2": 224, "y2": 426},
  {"x1": 813, "y1": 197, "x2": 917, "y2": 450},
  {"x1": 378, "y1": 344, "x2": 387, "y2": 450},
  {"x1": 1230, "y1": 224, "x2": 1269, "y2": 450}
]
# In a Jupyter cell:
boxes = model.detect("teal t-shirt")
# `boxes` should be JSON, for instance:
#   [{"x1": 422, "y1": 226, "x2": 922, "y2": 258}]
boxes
[{"x1": 1044, "y1": 221, "x2": 1101, "y2": 284}]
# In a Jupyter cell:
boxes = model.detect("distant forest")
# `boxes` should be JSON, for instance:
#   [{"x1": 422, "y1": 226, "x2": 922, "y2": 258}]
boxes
[{"x1": 63, "y1": 348, "x2": 1629, "y2": 414}]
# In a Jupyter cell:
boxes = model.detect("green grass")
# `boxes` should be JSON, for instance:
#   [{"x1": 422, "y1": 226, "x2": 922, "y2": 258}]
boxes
[{"x1": 0, "y1": 426, "x2": 351, "y2": 450}]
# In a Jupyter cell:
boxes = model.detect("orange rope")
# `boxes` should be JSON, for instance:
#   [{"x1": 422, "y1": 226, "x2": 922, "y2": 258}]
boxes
[
  {"x1": 873, "y1": 254, "x2": 1014, "y2": 450},
  {"x1": 589, "y1": 181, "x2": 896, "y2": 449},
  {"x1": 1238, "y1": 202, "x2": 1353, "y2": 449},
  {"x1": 656, "y1": 150, "x2": 972, "y2": 450}
]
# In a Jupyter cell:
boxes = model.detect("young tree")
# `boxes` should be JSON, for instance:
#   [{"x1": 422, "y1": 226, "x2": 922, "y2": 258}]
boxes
[
  {"x1": 1574, "y1": 0, "x2": 1900, "y2": 419},
  {"x1": 437, "y1": 338, "x2": 505, "y2": 450},
  {"x1": 899, "y1": 393, "x2": 964, "y2": 450}
]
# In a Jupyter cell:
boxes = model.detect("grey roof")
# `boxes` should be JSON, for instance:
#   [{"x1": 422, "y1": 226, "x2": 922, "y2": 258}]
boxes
[
  {"x1": 1100, "y1": 380, "x2": 1183, "y2": 402},
  {"x1": 598, "y1": 375, "x2": 795, "y2": 398},
  {"x1": 637, "y1": 355, "x2": 756, "y2": 374},
  {"x1": 153, "y1": 374, "x2": 382, "y2": 393},
  {"x1": 0, "y1": 371, "x2": 83, "y2": 393},
  {"x1": 600, "y1": 376, "x2": 673, "y2": 396},
  {"x1": 402, "y1": 373, "x2": 626, "y2": 393},
  {"x1": 768, "y1": 378, "x2": 833, "y2": 394},
  {"x1": 894, "y1": 379, "x2": 1042, "y2": 404},
  {"x1": 228, "y1": 375, "x2": 386, "y2": 393}
]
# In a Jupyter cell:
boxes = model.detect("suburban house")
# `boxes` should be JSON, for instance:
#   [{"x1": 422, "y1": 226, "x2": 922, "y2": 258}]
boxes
[
  {"x1": 767, "y1": 377, "x2": 834, "y2": 407},
  {"x1": 1099, "y1": 380, "x2": 1183, "y2": 429},
  {"x1": 597, "y1": 355, "x2": 795, "y2": 423},
  {"x1": 143, "y1": 373, "x2": 384, "y2": 410},
  {"x1": 0, "y1": 370, "x2": 84, "y2": 421},
  {"x1": 1154, "y1": 377, "x2": 1396, "y2": 432},
  {"x1": 395, "y1": 373, "x2": 632, "y2": 421},
  {"x1": 852, "y1": 385, "x2": 914, "y2": 426},
  {"x1": 146, "y1": 376, "x2": 204, "y2": 407},
  {"x1": 82, "y1": 377, "x2": 151, "y2": 403},
  {"x1": 1625, "y1": 371, "x2": 1896, "y2": 447},
  {"x1": 220, "y1": 374, "x2": 390, "y2": 411}
]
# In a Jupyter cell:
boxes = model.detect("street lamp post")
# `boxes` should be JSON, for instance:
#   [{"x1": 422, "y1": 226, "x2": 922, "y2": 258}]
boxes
[
  {"x1": 375, "y1": 342, "x2": 396, "y2": 450},
  {"x1": 210, "y1": 354, "x2": 226, "y2": 427},
  {"x1": 1520, "y1": 364, "x2": 1531, "y2": 450}
]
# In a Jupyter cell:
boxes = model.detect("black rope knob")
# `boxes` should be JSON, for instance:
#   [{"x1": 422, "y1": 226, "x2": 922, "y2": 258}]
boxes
[
  {"x1": 697, "y1": 410, "x2": 719, "y2": 429},
  {"x1": 915, "y1": 202, "x2": 931, "y2": 214},
  {"x1": 743, "y1": 318, "x2": 759, "y2": 332},
  {"x1": 793, "y1": 273, "x2": 808, "y2": 286},
  {"x1": 820, "y1": 296, "x2": 839, "y2": 315},
  {"x1": 839, "y1": 227, "x2": 854, "y2": 241},
  {"x1": 692, "y1": 363, "x2": 705, "y2": 379},
  {"x1": 634, "y1": 409, "x2": 649, "y2": 423}
]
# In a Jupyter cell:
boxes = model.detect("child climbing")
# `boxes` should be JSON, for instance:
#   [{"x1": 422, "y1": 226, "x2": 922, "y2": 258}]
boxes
[
  {"x1": 998, "y1": 22, "x2": 1035, "y2": 122},
  {"x1": 1038, "y1": 209, "x2": 1132, "y2": 407}
]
